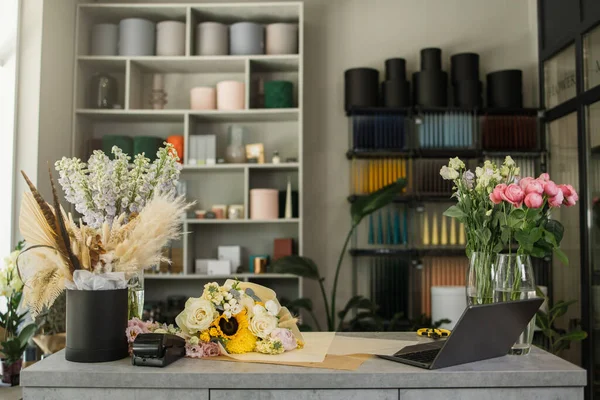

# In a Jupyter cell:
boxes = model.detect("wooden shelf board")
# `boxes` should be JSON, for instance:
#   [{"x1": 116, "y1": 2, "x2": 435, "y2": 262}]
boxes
[
  {"x1": 182, "y1": 163, "x2": 299, "y2": 171},
  {"x1": 185, "y1": 218, "x2": 299, "y2": 224},
  {"x1": 189, "y1": 108, "x2": 299, "y2": 122},
  {"x1": 144, "y1": 273, "x2": 299, "y2": 280}
]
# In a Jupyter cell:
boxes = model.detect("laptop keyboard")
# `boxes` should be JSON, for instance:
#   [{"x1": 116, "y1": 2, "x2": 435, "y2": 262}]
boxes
[{"x1": 395, "y1": 348, "x2": 440, "y2": 364}]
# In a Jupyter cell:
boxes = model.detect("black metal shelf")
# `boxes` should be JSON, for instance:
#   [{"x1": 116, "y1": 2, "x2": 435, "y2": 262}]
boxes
[
  {"x1": 349, "y1": 246, "x2": 467, "y2": 258},
  {"x1": 347, "y1": 194, "x2": 453, "y2": 204},
  {"x1": 346, "y1": 106, "x2": 543, "y2": 117},
  {"x1": 346, "y1": 106, "x2": 411, "y2": 116},
  {"x1": 347, "y1": 148, "x2": 547, "y2": 159},
  {"x1": 346, "y1": 149, "x2": 412, "y2": 159}
]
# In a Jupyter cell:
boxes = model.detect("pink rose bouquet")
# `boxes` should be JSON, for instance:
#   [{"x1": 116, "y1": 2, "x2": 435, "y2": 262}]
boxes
[{"x1": 489, "y1": 173, "x2": 577, "y2": 264}]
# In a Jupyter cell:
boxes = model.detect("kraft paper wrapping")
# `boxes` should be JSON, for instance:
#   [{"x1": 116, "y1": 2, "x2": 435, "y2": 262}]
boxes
[{"x1": 214, "y1": 332, "x2": 418, "y2": 371}]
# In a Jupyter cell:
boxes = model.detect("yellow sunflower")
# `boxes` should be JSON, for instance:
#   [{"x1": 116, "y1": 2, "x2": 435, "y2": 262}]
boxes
[
  {"x1": 225, "y1": 328, "x2": 257, "y2": 354},
  {"x1": 212, "y1": 309, "x2": 249, "y2": 339},
  {"x1": 199, "y1": 331, "x2": 211, "y2": 343}
]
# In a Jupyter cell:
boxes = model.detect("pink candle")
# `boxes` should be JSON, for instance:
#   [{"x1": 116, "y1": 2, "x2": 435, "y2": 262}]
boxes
[{"x1": 216, "y1": 81, "x2": 245, "y2": 110}]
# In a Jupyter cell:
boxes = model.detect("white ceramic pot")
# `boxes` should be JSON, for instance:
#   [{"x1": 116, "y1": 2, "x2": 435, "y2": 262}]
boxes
[
  {"x1": 216, "y1": 81, "x2": 245, "y2": 110},
  {"x1": 431, "y1": 286, "x2": 467, "y2": 330},
  {"x1": 119, "y1": 18, "x2": 155, "y2": 56},
  {"x1": 90, "y1": 24, "x2": 118, "y2": 56},
  {"x1": 266, "y1": 23, "x2": 298, "y2": 55},
  {"x1": 230, "y1": 22, "x2": 264, "y2": 55},
  {"x1": 156, "y1": 21, "x2": 186, "y2": 56},
  {"x1": 196, "y1": 22, "x2": 229, "y2": 55}
]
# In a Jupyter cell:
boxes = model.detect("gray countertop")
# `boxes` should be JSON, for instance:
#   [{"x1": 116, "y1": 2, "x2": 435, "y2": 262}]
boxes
[{"x1": 21, "y1": 333, "x2": 586, "y2": 390}]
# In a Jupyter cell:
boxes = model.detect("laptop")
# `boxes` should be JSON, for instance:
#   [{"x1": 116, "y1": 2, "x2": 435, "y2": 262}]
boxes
[{"x1": 377, "y1": 298, "x2": 544, "y2": 369}]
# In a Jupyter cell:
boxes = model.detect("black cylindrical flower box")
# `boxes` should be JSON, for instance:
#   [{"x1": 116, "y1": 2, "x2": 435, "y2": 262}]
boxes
[
  {"x1": 344, "y1": 67, "x2": 379, "y2": 111},
  {"x1": 420, "y1": 48, "x2": 442, "y2": 71},
  {"x1": 385, "y1": 58, "x2": 406, "y2": 81},
  {"x1": 454, "y1": 80, "x2": 482, "y2": 108},
  {"x1": 487, "y1": 69, "x2": 523, "y2": 108},
  {"x1": 451, "y1": 53, "x2": 480, "y2": 83},
  {"x1": 414, "y1": 70, "x2": 448, "y2": 107},
  {"x1": 66, "y1": 288, "x2": 129, "y2": 363},
  {"x1": 382, "y1": 80, "x2": 411, "y2": 107}
]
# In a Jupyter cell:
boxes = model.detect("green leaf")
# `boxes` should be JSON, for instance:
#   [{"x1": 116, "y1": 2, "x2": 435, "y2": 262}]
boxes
[
  {"x1": 18, "y1": 323, "x2": 36, "y2": 348},
  {"x1": 545, "y1": 220, "x2": 565, "y2": 245},
  {"x1": 443, "y1": 205, "x2": 467, "y2": 220},
  {"x1": 553, "y1": 247, "x2": 569, "y2": 266},
  {"x1": 298, "y1": 323, "x2": 313, "y2": 332},
  {"x1": 555, "y1": 330, "x2": 588, "y2": 344},
  {"x1": 549, "y1": 300, "x2": 577, "y2": 319},
  {"x1": 272, "y1": 256, "x2": 321, "y2": 280},
  {"x1": 351, "y1": 180, "x2": 406, "y2": 226},
  {"x1": 535, "y1": 311, "x2": 549, "y2": 330},
  {"x1": 542, "y1": 328, "x2": 558, "y2": 339},
  {"x1": 337, "y1": 295, "x2": 377, "y2": 324},
  {"x1": 286, "y1": 298, "x2": 313, "y2": 312}
]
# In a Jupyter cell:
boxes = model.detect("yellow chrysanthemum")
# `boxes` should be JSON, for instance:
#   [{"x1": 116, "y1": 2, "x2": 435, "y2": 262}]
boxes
[
  {"x1": 225, "y1": 328, "x2": 257, "y2": 354},
  {"x1": 200, "y1": 331, "x2": 210, "y2": 343},
  {"x1": 297, "y1": 340, "x2": 305, "y2": 349},
  {"x1": 209, "y1": 327, "x2": 219, "y2": 337},
  {"x1": 212, "y1": 309, "x2": 249, "y2": 339}
]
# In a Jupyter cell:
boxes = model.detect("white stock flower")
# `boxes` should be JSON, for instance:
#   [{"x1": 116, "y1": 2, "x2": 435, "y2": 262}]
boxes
[
  {"x1": 265, "y1": 300, "x2": 280, "y2": 316},
  {"x1": 448, "y1": 157, "x2": 465, "y2": 171},
  {"x1": 504, "y1": 156, "x2": 516, "y2": 167},
  {"x1": 249, "y1": 312, "x2": 278, "y2": 339},
  {"x1": 175, "y1": 298, "x2": 218, "y2": 334},
  {"x1": 440, "y1": 166, "x2": 459, "y2": 180}
]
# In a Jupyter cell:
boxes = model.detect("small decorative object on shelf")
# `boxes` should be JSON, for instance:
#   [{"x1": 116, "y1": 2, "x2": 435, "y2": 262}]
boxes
[
  {"x1": 217, "y1": 81, "x2": 245, "y2": 110},
  {"x1": 167, "y1": 135, "x2": 184, "y2": 164},
  {"x1": 285, "y1": 177, "x2": 293, "y2": 219},
  {"x1": 272, "y1": 151, "x2": 281, "y2": 164},
  {"x1": 228, "y1": 205, "x2": 244, "y2": 220},
  {"x1": 150, "y1": 74, "x2": 167, "y2": 110},
  {"x1": 17, "y1": 144, "x2": 190, "y2": 362},
  {"x1": 265, "y1": 23, "x2": 299, "y2": 55},
  {"x1": 126, "y1": 280, "x2": 304, "y2": 358},
  {"x1": 90, "y1": 23, "x2": 118, "y2": 56},
  {"x1": 155, "y1": 21, "x2": 185, "y2": 57},
  {"x1": 230, "y1": 22, "x2": 265, "y2": 55},
  {"x1": 119, "y1": 18, "x2": 155, "y2": 56},
  {"x1": 190, "y1": 87, "x2": 216, "y2": 110},
  {"x1": 89, "y1": 73, "x2": 117, "y2": 109},
  {"x1": 246, "y1": 143, "x2": 265, "y2": 164},
  {"x1": 250, "y1": 189, "x2": 279, "y2": 220},
  {"x1": 264, "y1": 81, "x2": 294, "y2": 108},
  {"x1": 225, "y1": 125, "x2": 246, "y2": 164},
  {"x1": 195, "y1": 22, "x2": 228, "y2": 56},
  {"x1": 0, "y1": 241, "x2": 36, "y2": 386}
]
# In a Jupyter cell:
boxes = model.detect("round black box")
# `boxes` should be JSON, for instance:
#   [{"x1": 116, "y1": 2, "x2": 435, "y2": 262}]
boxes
[
  {"x1": 451, "y1": 53, "x2": 480, "y2": 83},
  {"x1": 382, "y1": 80, "x2": 411, "y2": 107},
  {"x1": 344, "y1": 68, "x2": 379, "y2": 111},
  {"x1": 414, "y1": 70, "x2": 448, "y2": 107},
  {"x1": 420, "y1": 48, "x2": 442, "y2": 71},
  {"x1": 487, "y1": 69, "x2": 523, "y2": 108},
  {"x1": 385, "y1": 58, "x2": 407, "y2": 81}
]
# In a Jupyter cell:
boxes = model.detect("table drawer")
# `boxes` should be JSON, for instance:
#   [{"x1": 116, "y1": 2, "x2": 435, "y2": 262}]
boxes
[{"x1": 211, "y1": 389, "x2": 398, "y2": 400}]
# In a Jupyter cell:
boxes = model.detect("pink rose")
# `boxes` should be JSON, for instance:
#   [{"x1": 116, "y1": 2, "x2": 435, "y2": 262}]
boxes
[
  {"x1": 559, "y1": 184, "x2": 579, "y2": 207},
  {"x1": 185, "y1": 343, "x2": 204, "y2": 358},
  {"x1": 501, "y1": 184, "x2": 525, "y2": 207},
  {"x1": 525, "y1": 180, "x2": 544, "y2": 195},
  {"x1": 548, "y1": 190, "x2": 564, "y2": 208},
  {"x1": 202, "y1": 341, "x2": 221, "y2": 357},
  {"x1": 524, "y1": 193, "x2": 543, "y2": 209},
  {"x1": 489, "y1": 184, "x2": 507, "y2": 204},
  {"x1": 518, "y1": 177, "x2": 534, "y2": 191},
  {"x1": 270, "y1": 328, "x2": 298, "y2": 351},
  {"x1": 543, "y1": 180, "x2": 559, "y2": 197},
  {"x1": 538, "y1": 173, "x2": 550, "y2": 181},
  {"x1": 126, "y1": 325, "x2": 143, "y2": 343}
]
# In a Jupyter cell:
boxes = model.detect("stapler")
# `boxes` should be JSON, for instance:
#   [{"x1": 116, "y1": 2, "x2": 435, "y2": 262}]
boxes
[{"x1": 132, "y1": 333, "x2": 186, "y2": 367}]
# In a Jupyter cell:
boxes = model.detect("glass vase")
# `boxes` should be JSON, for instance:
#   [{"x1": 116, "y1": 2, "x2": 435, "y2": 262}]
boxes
[
  {"x1": 128, "y1": 271, "x2": 144, "y2": 320},
  {"x1": 466, "y1": 251, "x2": 496, "y2": 305},
  {"x1": 493, "y1": 253, "x2": 536, "y2": 355}
]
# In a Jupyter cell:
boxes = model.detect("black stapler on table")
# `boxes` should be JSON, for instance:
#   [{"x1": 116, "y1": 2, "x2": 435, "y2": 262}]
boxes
[{"x1": 132, "y1": 333, "x2": 186, "y2": 367}]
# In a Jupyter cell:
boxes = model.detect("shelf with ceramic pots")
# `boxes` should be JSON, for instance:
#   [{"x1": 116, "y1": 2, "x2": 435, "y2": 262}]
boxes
[{"x1": 144, "y1": 273, "x2": 299, "y2": 280}]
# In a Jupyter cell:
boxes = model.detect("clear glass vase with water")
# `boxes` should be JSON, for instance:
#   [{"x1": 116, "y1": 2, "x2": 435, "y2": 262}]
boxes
[{"x1": 493, "y1": 253, "x2": 536, "y2": 355}]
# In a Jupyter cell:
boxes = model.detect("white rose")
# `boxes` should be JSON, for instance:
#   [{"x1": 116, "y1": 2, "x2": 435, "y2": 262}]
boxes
[
  {"x1": 265, "y1": 300, "x2": 280, "y2": 316},
  {"x1": 231, "y1": 304, "x2": 243, "y2": 315},
  {"x1": 249, "y1": 313, "x2": 278, "y2": 339},
  {"x1": 175, "y1": 298, "x2": 218, "y2": 335},
  {"x1": 240, "y1": 295, "x2": 256, "y2": 317},
  {"x1": 253, "y1": 304, "x2": 267, "y2": 316}
]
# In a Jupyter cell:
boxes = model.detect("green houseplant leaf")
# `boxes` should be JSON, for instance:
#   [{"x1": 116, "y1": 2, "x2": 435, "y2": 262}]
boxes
[
  {"x1": 350, "y1": 179, "x2": 406, "y2": 226},
  {"x1": 272, "y1": 256, "x2": 321, "y2": 280}
]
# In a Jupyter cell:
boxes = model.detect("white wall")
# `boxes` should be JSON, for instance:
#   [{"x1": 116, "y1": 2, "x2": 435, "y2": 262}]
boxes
[{"x1": 30, "y1": 0, "x2": 540, "y2": 328}]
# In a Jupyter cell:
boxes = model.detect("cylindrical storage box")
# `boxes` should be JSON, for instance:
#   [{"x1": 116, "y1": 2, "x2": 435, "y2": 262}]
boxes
[
  {"x1": 167, "y1": 135, "x2": 184, "y2": 163},
  {"x1": 216, "y1": 81, "x2": 245, "y2": 110},
  {"x1": 102, "y1": 135, "x2": 133, "y2": 158},
  {"x1": 119, "y1": 18, "x2": 155, "y2": 56},
  {"x1": 266, "y1": 23, "x2": 298, "y2": 55},
  {"x1": 190, "y1": 87, "x2": 216, "y2": 110},
  {"x1": 156, "y1": 21, "x2": 186, "y2": 56},
  {"x1": 196, "y1": 22, "x2": 229, "y2": 55},
  {"x1": 250, "y1": 189, "x2": 279, "y2": 220},
  {"x1": 487, "y1": 69, "x2": 523, "y2": 108},
  {"x1": 90, "y1": 24, "x2": 118, "y2": 56},
  {"x1": 420, "y1": 48, "x2": 442, "y2": 71},
  {"x1": 344, "y1": 68, "x2": 379, "y2": 111},
  {"x1": 451, "y1": 53, "x2": 480, "y2": 83},
  {"x1": 264, "y1": 80, "x2": 294, "y2": 108},
  {"x1": 230, "y1": 22, "x2": 264, "y2": 55},
  {"x1": 66, "y1": 289, "x2": 128, "y2": 362},
  {"x1": 431, "y1": 286, "x2": 467, "y2": 330},
  {"x1": 382, "y1": 80, "x2": 410, "y2": 107},
  {"x1": 454, "y1": 80, "x2": 482, "y2": 108},
  {"x1": 385, "y1": 58, "x2": 406, "y2": 81},
  {"x1": 134, "y1": 136, "x2": 162, "y2": 161},
  {"x1": 415, "y1": 70, "x2": 448, "y2": 107}
]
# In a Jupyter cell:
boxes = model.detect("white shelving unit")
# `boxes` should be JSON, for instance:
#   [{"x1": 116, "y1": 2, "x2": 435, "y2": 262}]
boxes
[{"x1": 72, "y1": 2, "x2": 304, "y2": 304}]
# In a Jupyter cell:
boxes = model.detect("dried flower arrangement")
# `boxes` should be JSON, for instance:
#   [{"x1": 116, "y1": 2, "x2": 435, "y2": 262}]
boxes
[{"x1": 17, "y1": 144, "x2": 190, "y2": 316}]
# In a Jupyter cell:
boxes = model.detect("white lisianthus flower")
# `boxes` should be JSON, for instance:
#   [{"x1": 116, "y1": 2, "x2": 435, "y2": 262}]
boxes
[
  {"x1": 448, "y1": 157, "x2": 465, "y2": 171},
  {"x1": 230, "y1": 303, "x2": 244, "y2": 315},
  {"x1": 265, "y1": 300, "x2": 280, "y2": 316},
  {"x1": 504, "y1": 156, "x2": 516, "y2": 167},
  {"x1": 440, "y1": 166, "x2": 459, "y2": 180},
  {"x1": 153, "y1": 328, "x2": 168, "y2": 334},
  {"x1": 514, "y1": 167, "x2": 520, "y2": 176},
  {"x1": 175, "y1": 298, "x2": 218, "y2": 335},
  {"x1": 249, "y1": 312, "x2": 278, "y2": 339}
]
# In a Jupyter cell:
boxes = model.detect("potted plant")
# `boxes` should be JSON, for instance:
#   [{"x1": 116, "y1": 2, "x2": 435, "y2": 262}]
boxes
[
  {"x1": 0, "y1": 242, "x2": 36, "y2": 385},
  {"x1": 17, "y1": 144, "x2": 190, "y2": 362}
]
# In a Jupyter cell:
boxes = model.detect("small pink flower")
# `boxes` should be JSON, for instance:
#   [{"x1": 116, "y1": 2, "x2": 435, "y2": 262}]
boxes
[
  {"x1": 270, "y1": 328, "x2": 298, "y2": 351},
  {"x1": 185, "y1": 343, "x2": 204, "y2": 358},
  {"x1": 518, "y1": 177, "x2": 534, "y2": 191},
  {"x1": 559, "y1": 184, "x2": 579, "y2": 207},
  {"x1": 501, "y1": 184, "x2": 525, "y2": 207},
  {"x1": 525, "y1": 180, "x2": 544, "y2": 195},
  {"x1": 490, "y1": 184, "x2": 507, "y2": 204},
  {"x1": 543, "y1": 180, "x2": 559, "y2": 197},
  {"x1": 548, "y1": 190, "x2": 564, "y2": 207},
  {"x1": 128, "y1": 318, "x2": 145, "y2": 329},
  {"x1": 538, "y1": 173, "x2": 550, "y2": 181},
  {"x1": 524, "y1": 193, "x2": 543, "y2": 209},
  {"x1": 202, "y1": 341, "x2": 221, "y2": 357},
  {"x1": 126, "y1": 325, "x2": 143, "y2": 343}
]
